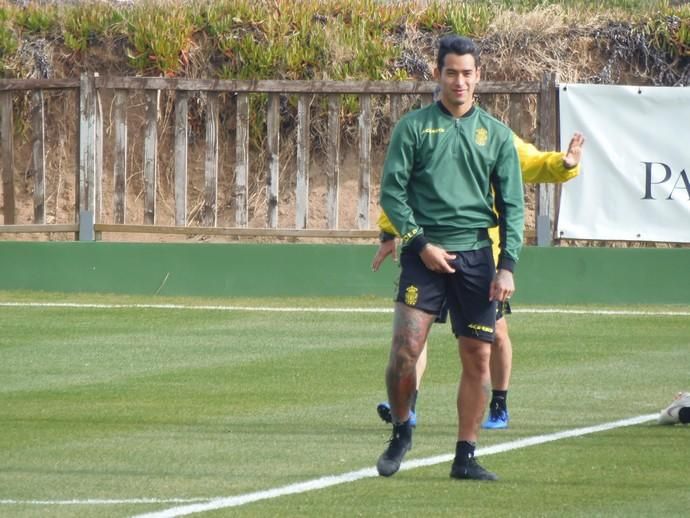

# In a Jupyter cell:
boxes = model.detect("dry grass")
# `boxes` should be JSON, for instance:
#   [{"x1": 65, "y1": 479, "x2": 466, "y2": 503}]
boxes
[{"x1": 481, "y1": 5, "x2": 605, "y2": 83}]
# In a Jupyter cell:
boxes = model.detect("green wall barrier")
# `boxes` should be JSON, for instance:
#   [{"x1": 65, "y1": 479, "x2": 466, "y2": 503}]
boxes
[
  {"x1": 515, "y1": 247, "x2": 689, "y2": 305},
  {"x1": 0, "y1": 241, "x2": 394, "y2": 298},
  {"x1": 0, "y1": 241, "x2": 687, "y2": 305}
]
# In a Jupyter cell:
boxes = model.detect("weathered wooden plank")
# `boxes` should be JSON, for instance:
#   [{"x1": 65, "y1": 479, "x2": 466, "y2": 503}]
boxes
[
  {"x1": 295, "y1": 95, "x2": 310, "y2": 229},
  {"x1": 94, "y1": 84, "x2": 103, "y2": 222},
  {"x1": 235, "y1": 92, "x2": 249, "y2": 227},
  {"x1": 143, "y1": 90, "x2": 158, "y2": 225},
  {"x1": 0, "y1": 78, "x2": 79, "y2": 91},
  {"x1": 202, "y1": 92, "x2": 219, "y2": 227},
  {"x1": 0, "y1": 223, "x2": 78, "y2": 233},
  {"x1": 536, "y1": 73, "x2": 558, "y2": 163},
  {"x1": 326, "y1": 94, "x2": 341, "y2": 229},
  {"x1": 30, "y1": 90, "x2": 45, "y2": 223},
  {"x1": 0, "y1": 76, "x2": 541, "y2": 96},
  {"x1": 95, "y1": 77, "x2": 541, "y2": 95},
  {"x1": 536, "y1": 72, "x2": 558, "y2": 246},
  {"x1": 79, "y1": 73, "x2": 97, "y2": 215},
  {"x1": 484, "y1": 93, "x2": 503, "y2": 123},
  {"x1": 358, "y1": 94, "x2": 371, "y2": 230},
  {"x1": 266, "y1": 93, "x2": 280, "y2": 228},
  {"x1": 390, "y1": 94, "x2": 402, "y2": 126},
  {"x1": 73, "y1": 88, "x2": 80, "y2": 224},
  {"x1": 94, "y1": 223, "x2": 380, "y2": 239},
  {"x1": 174, "y1": 91, "x2": 188, "y2": 226},
  {"x1": 0, "y1": 92, "x2": 15, "y2": 224},
  {"x1": 113, "y1": 90, "x2": 128, "y2": 224},
  {"x1": 509, "y1": 93, "x2": 522, "y2": 136}
]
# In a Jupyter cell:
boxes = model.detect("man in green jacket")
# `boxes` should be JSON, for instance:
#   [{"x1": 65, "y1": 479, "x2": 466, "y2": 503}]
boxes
[
  {"x1": 376, "y1": 34, "x2": 524, "y2": 481},
  {"x1": 373, "y1": 131, "x2": 584, "y2": 430}
]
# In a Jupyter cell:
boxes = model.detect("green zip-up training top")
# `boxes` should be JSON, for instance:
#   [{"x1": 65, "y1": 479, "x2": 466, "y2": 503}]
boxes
[{"x1": 379, "y1": 102, "x2": 524, "y2": 271}]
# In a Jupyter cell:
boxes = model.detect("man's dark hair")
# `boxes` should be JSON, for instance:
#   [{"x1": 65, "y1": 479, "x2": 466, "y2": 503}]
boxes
[{"x1": 437, "y1": 35, "x2": 480, "y2": 71}]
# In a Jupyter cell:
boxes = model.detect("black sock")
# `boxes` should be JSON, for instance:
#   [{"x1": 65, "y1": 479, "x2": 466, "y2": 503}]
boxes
[
  {"x1": 394, "y1": 418, "x2": 412, "y2": 428},
  {"x1": 411, "y1": 390, "x2": 418, "y2": 413},
  {"x1": 490, "y1": 390, "x2": 508, "y2": 412},
  {"x1": 455, "y1": 440, "x2": 476, "y2": 462},
  {"x1": 679, "y1": 407, "x2": 690, "y2": 424}
]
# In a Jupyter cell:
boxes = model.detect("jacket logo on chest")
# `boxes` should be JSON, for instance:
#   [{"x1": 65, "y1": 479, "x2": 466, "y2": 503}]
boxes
[{"x1": 475, "y1": 127, "x2": 488, "y2": 146}]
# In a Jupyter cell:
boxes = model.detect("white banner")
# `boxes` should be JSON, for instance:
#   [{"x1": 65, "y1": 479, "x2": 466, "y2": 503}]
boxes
[{"x1": 557, "y1": 84, "x2": 690, "y2": 243}]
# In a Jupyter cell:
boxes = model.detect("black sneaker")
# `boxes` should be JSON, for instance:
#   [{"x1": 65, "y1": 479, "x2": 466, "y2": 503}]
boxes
[
  {"x1": 376, "y1": 421, "x2": 413, "y2": 477},
  {"x1": 450, "y1": 456, "x2": 498, "y2": 481}
]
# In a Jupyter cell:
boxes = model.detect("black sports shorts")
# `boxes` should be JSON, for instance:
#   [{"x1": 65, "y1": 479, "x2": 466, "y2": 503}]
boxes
[
  {"x1": 395, "y1": 246, "x2": 498, "y2": 343},
  {"x1": 436, "y1": 298, "x2": 511, "y2": 324}
]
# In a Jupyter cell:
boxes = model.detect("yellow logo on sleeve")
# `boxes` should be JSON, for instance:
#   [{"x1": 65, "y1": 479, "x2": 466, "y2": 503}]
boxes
[
  {"x1": 404, "y1": 286, "x2": 419, "y2": 306},
  {"x1": 401, "y1": 227, "x2": 420, "y2": 244}
]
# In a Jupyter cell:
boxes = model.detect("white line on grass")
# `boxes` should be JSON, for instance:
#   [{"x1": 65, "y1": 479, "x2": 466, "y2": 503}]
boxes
[
  {"x1": 1, "y1": 301, "x2": 688, "y2": 316},
  {"x1": 513, "y1": 308, "x2": 690, "y2": 316},
  {"x1": 0, "y1": 498, "x2": 211, "y2": 506},
  {"x1": 131, "y1": 413, "x2": 658, "y2": 518},
  {"x1": 0, "y1": 301, "x2": 391, "y2": 313}
]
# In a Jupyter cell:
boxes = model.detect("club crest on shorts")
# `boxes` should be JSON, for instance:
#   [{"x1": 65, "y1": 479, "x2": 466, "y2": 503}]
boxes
[
  {"x1": 475, "y1": 127, "x2": 488, "y2": 146},
  {"x1": 405, "y1": 285, "x2": 419, "y2": 306}
]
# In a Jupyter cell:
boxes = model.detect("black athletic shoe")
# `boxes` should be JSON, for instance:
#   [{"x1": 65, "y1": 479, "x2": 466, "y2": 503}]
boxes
[
  {"x1": 376, "y1": 421, "x2": 413, "y2": 477},
  {"x1": 450, "y1": 456, "x2": 498, "y2": 481}
]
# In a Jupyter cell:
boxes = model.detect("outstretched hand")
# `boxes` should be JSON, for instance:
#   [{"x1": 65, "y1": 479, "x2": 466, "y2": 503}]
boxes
[
  {"x1": 371, "y1": 239, "x2": 398, "y2": 272},
  {"x1": 563, "y1": 132, "x2": 585, "y2": 169}
]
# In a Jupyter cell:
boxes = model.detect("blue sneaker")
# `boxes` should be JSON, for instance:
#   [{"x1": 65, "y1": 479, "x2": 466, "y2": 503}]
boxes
[
  {"x1": 376, "y1": 402, "x2": 417, "y2": 427},
  {"x1": 482, "y1": 408, "x2": 509, "y2": 429}
]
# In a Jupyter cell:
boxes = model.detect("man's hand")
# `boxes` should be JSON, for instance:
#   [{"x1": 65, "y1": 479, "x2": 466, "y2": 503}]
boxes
[
  {"x1": 563, "y1": 132, "x2": 585, "y2": 169},
  {"x1": 371, "y1": 239, "x2": 398, "y2": 272},
  {"x1": 489, "y1": 269, "x2": 515, "y2": 302},
  {"x1": 420, "y1": 244, "x2": 456, "y2": 273}
]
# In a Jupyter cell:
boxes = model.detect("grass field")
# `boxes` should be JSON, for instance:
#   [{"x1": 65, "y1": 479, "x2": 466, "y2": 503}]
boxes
[{"x1": 1, "y1": 291, "x2": 688, "y2": 518}]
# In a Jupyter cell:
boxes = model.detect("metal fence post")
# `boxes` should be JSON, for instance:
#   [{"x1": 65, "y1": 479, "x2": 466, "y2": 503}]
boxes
[{"x1": 78, "y1": 210, "x2": 94, "y2": 241}]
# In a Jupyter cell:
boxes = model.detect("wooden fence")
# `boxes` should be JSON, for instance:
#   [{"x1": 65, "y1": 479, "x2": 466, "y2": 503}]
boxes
[{"x1": 0, "y1": 74, "x2": 558, "y2": 242}]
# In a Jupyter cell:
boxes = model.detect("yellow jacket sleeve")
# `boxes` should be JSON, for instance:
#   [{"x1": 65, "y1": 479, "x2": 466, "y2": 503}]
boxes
[
  {"x1": 377, "y1": 210, "x2": 399, "y2": 236},
  {"x1": 491, "y1": 135, "x2": 580, "y2": 265},
  {"x1": 514, "y1": 134, "x2": 580, "y2": 184}
]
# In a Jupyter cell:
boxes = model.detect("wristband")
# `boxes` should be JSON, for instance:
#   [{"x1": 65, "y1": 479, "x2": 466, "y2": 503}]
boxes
[
  {"x1": 497, "y1": 255, "x2": 516, "y2": 273},
  {"x1": 408, "y1": 235, "x2": 430, "y2": 255},
  {"x1": 379, "y1": 231, "x2": 396, "y2": 243}
]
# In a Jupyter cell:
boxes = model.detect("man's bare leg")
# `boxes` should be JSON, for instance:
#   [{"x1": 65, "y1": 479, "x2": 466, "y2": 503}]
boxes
[
  {"x1": 457, "y1": 336, "x2": 492, "y2": 441},
  {"x1": 483, "y1": 317, "x2": 511, "y2": 429},
  {"x1": 386, "y1": 303, "x2": 434, "y2": 423},
  {"x1": 416, "y1": 342, "x2": 428, "y2": 389},
  {"x1": 450, "y1": 335, "x2": 497, "y2": 480},
  {"x1": 376, "y1": 340, "x2": 428, "y2": 425},
  {"x1": 490, "y1": 317, "x2": 511, "y2": 390},
  {"x1": 377, "y1": 303, "x2": 434, "y2": 477}
]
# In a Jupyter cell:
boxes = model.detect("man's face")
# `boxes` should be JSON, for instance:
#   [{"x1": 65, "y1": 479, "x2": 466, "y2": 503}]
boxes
[{"x1": 434, "y1": 53, "x2": 480, "y2": 110}]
